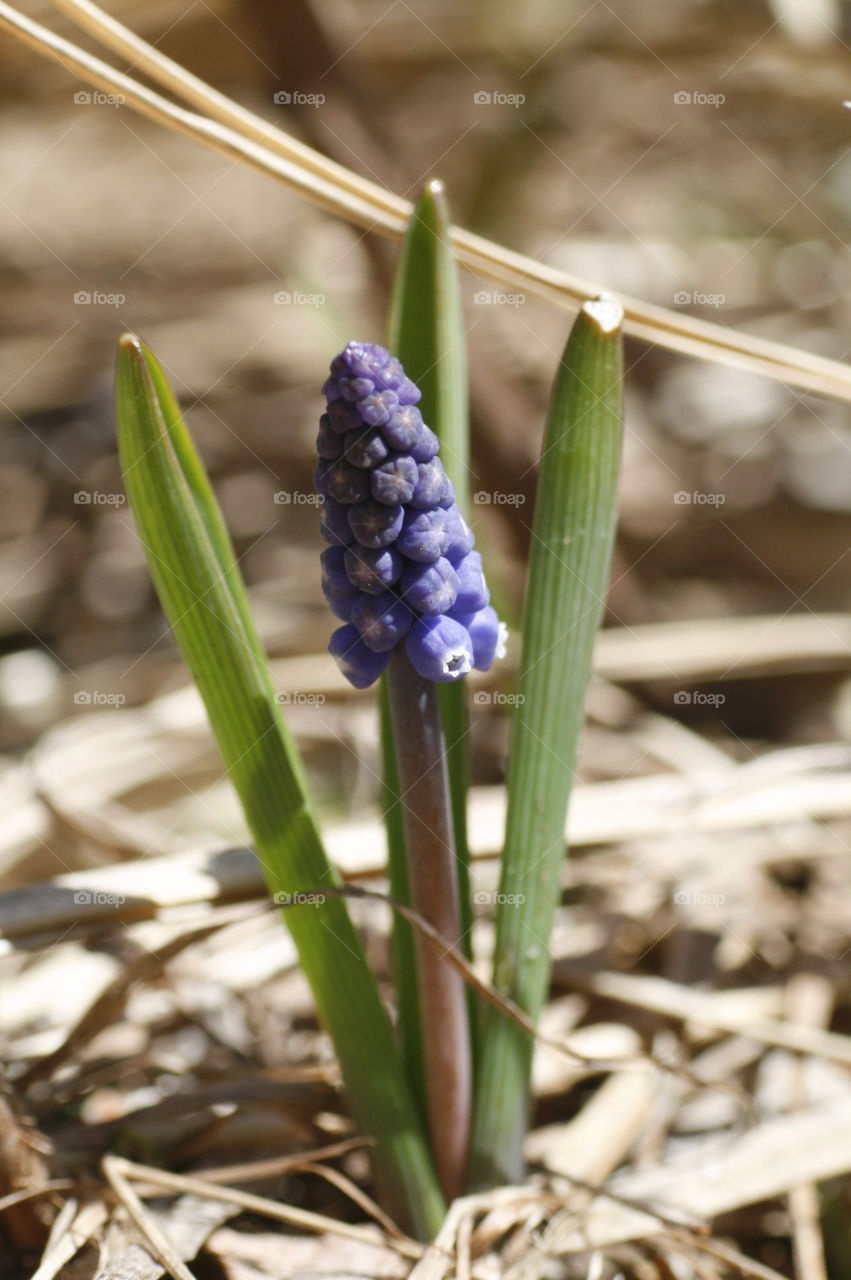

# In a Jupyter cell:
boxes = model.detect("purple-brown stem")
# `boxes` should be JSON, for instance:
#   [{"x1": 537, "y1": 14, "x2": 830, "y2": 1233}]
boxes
[{"x1": 385, "y1": 646, "x2": 471, "y2": 1202}]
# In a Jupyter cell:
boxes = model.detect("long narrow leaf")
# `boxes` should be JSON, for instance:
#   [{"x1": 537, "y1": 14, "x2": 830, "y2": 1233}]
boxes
[
  {"x1": 115, "y1": 335, "x2": 444, "y2": 1238},
  {"x1": 384, "y1": 181, "x2": 474, "y2": 1114},
  {"x1": 468, "y1": 296, "x2": 624, "y2": 1187}
]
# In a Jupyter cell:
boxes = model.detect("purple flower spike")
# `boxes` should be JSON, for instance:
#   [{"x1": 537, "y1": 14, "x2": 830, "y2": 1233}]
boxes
[
  {"x1": 406, "y1": 615, "x2": 474, "y2": 683},
  {"x1": 328, "y1": 624, "x2": 391, "y2": 689},
  {"x1": 400, "y1": 557, "x2": 459, "y2": 616},
  {"x1": 396, "y1": 507, "x2": 449, "y2": 562},
  {"x1": 320, "y1": 497, "x2": 355, "y2": 546},
  {"x1": 317, "y1": 414, "x2": 344, "y2": 459},
  {"x1": 316, "y1": 342, "x2": 504, "y2": 688},
  {"x1": 347, "y1": 499, "x2": 405, "y2": 549},
  {"x1": 450, "y1": 605, "x2": 507, "y2": 671},
  {"x1": 345, "y1": 427, "x2": 389, "y2": 469},
  {"x1": 371, "y1": 453, "x2": 419, "y2": 506},
  {"x1": 453, "y1": 550, "x2": 490, "y2": 612},
  {"x1": 359, "y1": 390, "x2": 399, "y2": 427},
  {"x1": 344, "y1": 544, "x2": 403, "y2": 595},
  {"x1": 351, "y1": 592, "x2": 413, "y2": 653},
  {"x1": 326, "y1": 458, "x2": 371, "y2": 505},
  {"x1": 410, "y1": 458, "x2": 454, "y2": 509}
]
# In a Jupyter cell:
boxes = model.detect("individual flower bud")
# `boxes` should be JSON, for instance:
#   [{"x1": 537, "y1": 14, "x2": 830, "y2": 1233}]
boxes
[
  {"x1": 408, "y1": 424, "x2": 440, "y2": 463},
  {"x1": 340, "y1": 375, "x2": 374, "y2": 401},
  {"x1": 320, "y1": 497, "x2": 355, "y2": 546},
  {"x1": 371, "y1": 453, "x2": 419, "y2": 505},
  {"x1": 382, "y1": 405, "x2": 426, "y2": 451},
  {"x1": 453, "y1": 550, "x2": 489, "y2": 612},
  {"x1": 321, "y1": 376, "x2": 344, "y2": 401},
  {"x1": 345, "y1": 426, "x2": 389, "y2": 469},
  {"x1": 314, "y1": 460, "x2": 331, "y2": 496},
  {"x1": 410, "y1": 458, "x2": 454, "y2": 509},
  {"x1": 449, "y1": 605, "x2": 507, "y2": 671},
  {"x1": 317, "y1": 414, "x2": 344, "y2": 459},
  {"x1": 344, "y1": 544, "x2": 403, "y2": 594},
  {"x1": 326, "y1": 458, "x2": 371, "y2": 504},
  {"x1": 336, "y1": 342, "x2": 391, "y2": 379},
  {"x1": 371, "y1": 356, "x2": 404, "y2": 389},
  {"x1": 359, "y1": 390, "x2": 399, "y2": 427},
  {"x1": 328, "y1": 399, "x2": 362, "y2": 433},
  {"x1": 396, "y1": 376, "x2": 422, "y2": 405},
  {"x1": 329, "y1": 624, "x2": 392, "y2": 689},
  {"x1": 406, "y1": 615, "x2": 474, "y2": 683},
  {"x1": 443, "y1": 507, "x2": 476, "y2": 562},
  {"x1": 396, "y1": 507, "x2": 449, "y2": 562},
  {"x1": 320, "y1": 545, "x2": 358, "y2": 603},
  {"x1": 400, "y1": 557, "x2": 459, "y2": 616},
  {"x1": 351, "y1": 592, "x2": 413, "y2": 652},
  {"x1": 347, "y1": 499, "x2": 405, "y2": 548}
]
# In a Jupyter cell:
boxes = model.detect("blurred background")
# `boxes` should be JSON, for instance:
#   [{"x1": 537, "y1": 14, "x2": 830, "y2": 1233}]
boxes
[{"x1": 2, "y1": 0, "x2": 851, "y2": 844}]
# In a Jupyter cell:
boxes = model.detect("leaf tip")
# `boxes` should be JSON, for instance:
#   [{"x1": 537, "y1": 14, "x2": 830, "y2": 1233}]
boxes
[{"x1": 581, "y1": 292, "x2": 623, "y2": 336}]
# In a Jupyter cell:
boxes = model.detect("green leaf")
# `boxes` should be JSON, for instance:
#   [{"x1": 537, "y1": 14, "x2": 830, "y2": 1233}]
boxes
[
  {"x1": 468, "y1": 296, "x2": 624, "y2": 1188},
  {"x1": 384, "y1": 181, "x2": 475, "y2": 1115},
  {"x1": 115, "y1": 335, "x2": 444, "y2": 1238}
]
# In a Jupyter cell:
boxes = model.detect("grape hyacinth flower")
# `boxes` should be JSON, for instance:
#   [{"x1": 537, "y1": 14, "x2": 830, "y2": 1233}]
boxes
[{"x1": 319, "y1": 341, "x2": 506, "y2": 687}]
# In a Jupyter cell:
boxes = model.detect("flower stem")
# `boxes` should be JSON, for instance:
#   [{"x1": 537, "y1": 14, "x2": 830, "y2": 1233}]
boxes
[{"x1": 386, "y1": 646, "x2": 471, "y2": 1202}]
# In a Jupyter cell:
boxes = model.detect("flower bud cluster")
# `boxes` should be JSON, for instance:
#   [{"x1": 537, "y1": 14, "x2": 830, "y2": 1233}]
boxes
[{"x1": 318, "y1": 342, "x2": 505, "y2": 688}]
